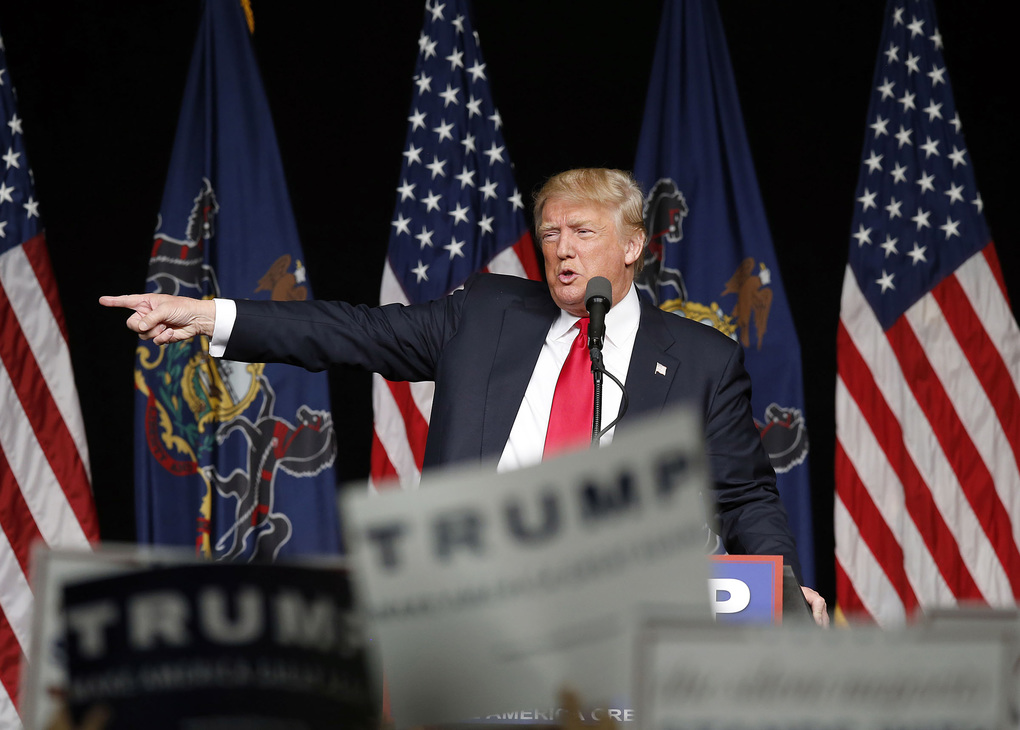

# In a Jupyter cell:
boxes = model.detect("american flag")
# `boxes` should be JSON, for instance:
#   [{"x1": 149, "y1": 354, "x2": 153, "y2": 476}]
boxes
[
  {"x1": 370, "y1": 0, "x2": 540, "y2": 490},
  {"x1": 835, "y1": 0, "x2": 1020, "y2": 626},
  {"x1": 0, "y1": 33, "x2": 99, "y2": 723}
]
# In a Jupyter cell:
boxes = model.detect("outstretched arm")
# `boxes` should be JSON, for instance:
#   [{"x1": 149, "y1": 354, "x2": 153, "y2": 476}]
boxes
[{"x1": 99, "y1": 293, "x2": 217, "y2": 345}]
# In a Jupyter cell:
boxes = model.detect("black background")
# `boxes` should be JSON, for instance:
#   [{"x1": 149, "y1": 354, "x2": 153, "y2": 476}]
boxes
[{"x1": 0, "y1": 1, "x2": 1014, "y2": 602}]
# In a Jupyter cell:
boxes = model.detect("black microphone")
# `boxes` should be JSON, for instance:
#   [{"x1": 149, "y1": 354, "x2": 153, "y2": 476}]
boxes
[{"x1": 585, "y1": 276, "x2": 612, "y2": 352}]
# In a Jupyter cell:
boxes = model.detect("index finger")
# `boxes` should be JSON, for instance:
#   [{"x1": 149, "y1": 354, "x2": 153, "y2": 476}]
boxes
[{"x1": 99, "y1": 294, "x2": 150, "y2": 310}]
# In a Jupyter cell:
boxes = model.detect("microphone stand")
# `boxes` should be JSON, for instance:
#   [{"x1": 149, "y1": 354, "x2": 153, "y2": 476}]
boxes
[{"x1": 589, "y1": 342, "x2": 604, "y2": 448}]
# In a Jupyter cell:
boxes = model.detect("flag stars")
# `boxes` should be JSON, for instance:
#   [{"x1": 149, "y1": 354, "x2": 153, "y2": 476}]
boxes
[
  {"x1": 880, "y1": 235, "x2": 899, "y2": 258},
  {"x1": 477, "y1": 214, "x2": 494, "y2": 234},
  {"x1": 445, "y1": 48, "x2": 465, "y2": 70},
  {"x1": 408, "y1": 108, "x2": 427, "y2": 131},
  {"x1": 897, "y1": 90, "x2": 916, "y2": 112},
  {"x1": 448, "y1": 202, "x2": 470, "y2": 225},
  {"x1": 884, "y1": 43, "x2": 900, "y2": 64},
  {"x1": 920, "y1": 136, "x2": 940, "y2": 158},
  {"x1": 428, "y1": 1, "x2": 446, "y2": 21},
  {"x1": 403, "y1": 143, "x2": 423, "y2": 166},
  {"x1": 466, "y1": 95, "x2": 482, "y2": 117},
  {"x1": 922, "y1": 100, "x2": 943, "y2": 122},
  {"x1": 2, "y1": 147, "x2": 19, "y2": 169},
  {"x1": 422, "y1": 190, "x2": 442, "y2": 212},
  {"x1": 422, "y1": 37, "x2": 439, "y2": 59},
  {"x1": 460, "y1": 133, "x2": 476, "y2": 154},
  {"x1": 415, "y1": 225, "x2": 435, "y2": 249},
  {"x1": 944, "y1": 182, "x2": 965, "y2": 205},
  {"x1": 411, "y1": 260, "x2": 430, "y2": 283},
  {"x1": 972, "y1": 193, "x2": 984, "y2": 213},
  {"x1": 433, "y1": 118, "x2": 455, "y2": 142},
  {"x1": 397, "y1": 179, "x2": 416, "y2": 202},
  {"x1": 455, "y1": 166, "x2": 476, "y2": 189},
  {"x1": 0, "y1": 181, "x2": 14, "y2": 204},
  {"x1": 912, "y1": 208, "x2": 932, "y2": 231},
  {"x1": 877, "y1": 78, "x2": 896, "y2": 100},
  {"x1": 467, "y1": 59, "x2": 487, "y2": 82},
  {"x1": 864, "y1": 151, "x2": 884, "y2": 173},
  {"x1": 876, "y1": 269, "x2": 896, "y2": 293},
  {"x1": 489, "y1": 110, "x2": 503, "y2": 130},
  {"x1": 509, "y1": 188, "x2": 524, "y2": 211},
  {"x1": 940, "y1": 216, "x2": 961, "y2": 239},
  {"x1": 949, "y1": 145, "x2": 967, "y2": 168},
  {"x1": 890, "y1": 162, "x2": 909, "y2": 183},
  {"x1": 915, "y1": 171, "x2": 936, "y2": 194},
  {"x1": 415, "y1": 73, "x2": 433, "y2": 94},
  {"x1": 0, "y1": 221, "x2": 6, "y2": 238},
  {"x1": 885, "y1": 197, "x2": 903, "y2": 218},
  {"x1": 452, "y1": 14, "x2": 465, "y2": 33},
  {"x1": 391, "y1": 213, "x2": 411, "y2": 236},
  {"x1": 927, "y1": 64, "x2": 946, "y2": 86},
  {"x1": 852, "y1": 223, "x2": 873, "y2": 247},
  {"x1": 444, "y1": 237, "x2": 466, "y2": 259},
  {"x1": 907, "y1": 242, "x2": 928, "y2": 264},
  {"x1": 894, "y1": 125, "x2": 913, "y2": 148},
  {"x1": 904, "y1": 52, "x2": 920, "y2": 75},
  {"x1": 857, "y1": 188, "x2": 878, "y2": 211},
  {"x1": 870, "y1": 115, "x2": 890, "y2": 138},
  {"x1": 426, "y1": 155, "x2": 447, "y2": 179},
  {"x1": 893, "y1": 7, "x2": 905, "y2": 26},
  {"x1": 950, "y1": 112, "x2": 962, "y2": 133},
  {"x1": 7, "y1": 113, "x2": 22, "y2": 135},
  {"x1": 480, "y1": 178, "x2": 499, "y2": 200},
  {"x1": 907, "y1": 15, "x2": 925, "y2": 38},
  {"x1": 439, "y1": 84, "x2": 460, "y2": 108},
  {"x1": 930, "y1": 28, "x2": 943, "y2": 50},
  {"x1": 483, "y1": 141, "x2": 505, "y2": 165}
]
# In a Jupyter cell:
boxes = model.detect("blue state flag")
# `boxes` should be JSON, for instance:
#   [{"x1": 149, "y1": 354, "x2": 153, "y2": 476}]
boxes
[
  {"x1": 633, "y1": 0, "x2": 814, "y2": 584},
  {"x1": 133, "y1": 0, "x2": 340, "y2": 560}
]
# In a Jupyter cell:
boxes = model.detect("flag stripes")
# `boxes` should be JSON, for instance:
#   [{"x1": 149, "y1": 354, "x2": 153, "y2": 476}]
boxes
[{"x1": 837, "y1": 254, "x2": 1020, "y2": 621}]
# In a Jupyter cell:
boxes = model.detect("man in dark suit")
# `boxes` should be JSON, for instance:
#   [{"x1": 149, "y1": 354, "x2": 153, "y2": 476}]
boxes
[{"x1": 102, "y1": 168, "x2": 827, "y2": 624}]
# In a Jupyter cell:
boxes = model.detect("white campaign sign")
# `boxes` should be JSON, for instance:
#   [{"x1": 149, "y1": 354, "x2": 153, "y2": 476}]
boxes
[
  {"x1": 341, "y1": 406, "x2": 713, "y2": 727},
  {"x1": 636, "y1": 620, "x2": 1015, "y2": 730}
]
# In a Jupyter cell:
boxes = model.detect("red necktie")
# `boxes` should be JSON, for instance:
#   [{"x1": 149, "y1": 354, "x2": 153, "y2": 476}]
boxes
[{"x1": 543, "y1": 318, "x2": 594, "y2": 457}]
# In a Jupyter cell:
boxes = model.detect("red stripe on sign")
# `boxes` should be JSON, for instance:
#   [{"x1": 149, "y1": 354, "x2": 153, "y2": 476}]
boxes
[
  {"x1": 0, "y1": 446, "x2": 44, "y2": 575},
  {"x1": 886, "y1": 316, "x2": 1020, "y2": 598},
  {"x1": 385, "y1": 379, "x2": 428, "y2": 471},
  {"x1": 835, "y1": 441, "x2": 920, "y2": 616},
  {"x1": 0, "y1": 285, "x2": 98, "y2": 542},
  {"x1": 931, "y1": 272, "x2": 1020, "y2": 473},
  {"x1": 837, "y1": 322, "x2": 983, "y2": 601}
]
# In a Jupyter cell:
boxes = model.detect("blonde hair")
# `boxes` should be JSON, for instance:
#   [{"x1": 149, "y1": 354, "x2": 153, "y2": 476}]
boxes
[{"x1": 533, "y1": 168, "x2": 647, "y2": 273}]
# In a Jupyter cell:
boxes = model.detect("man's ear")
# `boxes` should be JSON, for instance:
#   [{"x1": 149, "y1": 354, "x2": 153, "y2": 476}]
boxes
[{"x1": 624, "y1": 231, "x2": 645, "y2": 266}]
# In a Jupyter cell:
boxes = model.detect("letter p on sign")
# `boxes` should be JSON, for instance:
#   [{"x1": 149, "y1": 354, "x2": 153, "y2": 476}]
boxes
[{"x1": 709, "y1": 578, "x2": 750, "y2": 618}]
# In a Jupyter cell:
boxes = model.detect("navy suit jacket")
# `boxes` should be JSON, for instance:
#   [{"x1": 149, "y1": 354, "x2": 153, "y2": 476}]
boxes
[{"x1": 225, "y1": 273, "x2": 801, "y2": 579}]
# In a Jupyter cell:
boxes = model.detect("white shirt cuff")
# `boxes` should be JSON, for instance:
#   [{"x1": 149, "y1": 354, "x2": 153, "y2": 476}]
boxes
[{"x1": 208, "y1": 298, "x2": 236, "y2": 358}]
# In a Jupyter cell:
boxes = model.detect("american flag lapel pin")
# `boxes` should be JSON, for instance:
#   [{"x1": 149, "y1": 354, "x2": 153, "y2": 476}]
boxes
[{"x1": 655, "y1": 362, "x2": 667, "y2": 376}]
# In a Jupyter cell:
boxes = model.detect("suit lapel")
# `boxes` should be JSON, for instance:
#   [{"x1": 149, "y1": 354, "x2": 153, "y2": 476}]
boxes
[
  {"x1": 620, "y1": 301, "x2": 680, "y2": 432},
  {"x1": 481, "y1": 298, "x2": 558, "y2": 457}
]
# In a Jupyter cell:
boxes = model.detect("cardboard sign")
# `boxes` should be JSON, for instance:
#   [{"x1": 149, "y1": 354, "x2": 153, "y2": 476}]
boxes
[
  {"x1": 635, "y1": 620, "x2": 1015, "y2": 730},
  {"x1": 22, "y1": 546, "x2": 375, "y2": 730},
  {"x1": 341, "y1": 406, "x2": 713, "y2": 727}
]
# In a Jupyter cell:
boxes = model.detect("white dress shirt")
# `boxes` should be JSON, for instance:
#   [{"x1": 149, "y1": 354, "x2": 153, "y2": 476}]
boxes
[{"x1": 497, "y1": 285, "x2": 640, "y2": 472}]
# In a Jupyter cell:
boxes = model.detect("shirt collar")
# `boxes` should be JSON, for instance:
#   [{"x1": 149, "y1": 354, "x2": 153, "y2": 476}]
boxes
[{"x1": 550, "y1": 284, "x2": 640, "y2": 346}]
